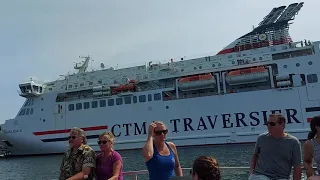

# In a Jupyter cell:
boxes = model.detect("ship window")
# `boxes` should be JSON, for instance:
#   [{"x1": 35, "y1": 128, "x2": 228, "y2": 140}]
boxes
[
  {"x1": 76, "y1": 103, "x2": 82, "y2": 110},
  {"x1": 296, "y1": 63, "x2": 300, "y2": 67},
  {"x1": 84, "y1": 102, "x2": 90, "y2": 109},
  {"x1": 74, "y1": 84, "x2": 78, "y2": 88},
  {"x1": 308, "y1": 61, "x2": 313, "y2": 65},
  {"x1": 124, "y1": 97, "x2": 131, "y2": 104},
  {"x1": 21, "y1": 109, "x2": 25, "y2": 115},
  {"x1": 133, "y1": 96, "x2": 137, "y2": 103},
  {"x1": 49, "y1": 88, "x2": 52, "y2": 91},
  {"x1": 108, "y1": 99, "x2": 114, "y2": 106},
  {"x1": 100, "y1": 100, "x2": 106, "y2": 107},
  {"x1": 24, "y1": 100, "x2": 29, "y2": 107},
  {"x1": 92, "y1": 101, "x2": 98, "y2": 108},
  {"x1": 26, "y1": 108, "x2": 30, "y2": 115},
  {"x1": 68, "y1": 104, "x2": 74, "y2": 111},
  {"x1": 154, "y1": 93, "x2": 161, "y2": 101},
  {"x1": 148, "y1": 94, "x2": 152, "y2": 101},
  {"x1": 307, "y1": 74, "x2": 318, "y2": 83},
  {"x1": 139, "y1": 95, "x2": 146, "y2": 102},
  {"x1": 80, "y1": 83, "x2": 84, "y2": 87},
  {"x1": 116, "y1": 98, "x2": 123, "y2": 105},
  {"x1": 68, "y1": 85, "x2": 72, "y2": 88},
  {"x1": 30, "y1": 108, "x2": 33, "y2": 114},
  {"x1": 89, "y1": 82, "x2": 93, "y2": 85},
  {"x1": 98, "y1": 80, "x2": 102, "y2": 84}
]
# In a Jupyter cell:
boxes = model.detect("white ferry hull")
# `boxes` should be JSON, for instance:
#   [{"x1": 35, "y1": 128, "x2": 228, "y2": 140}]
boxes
[{"x1": 0, "y1": 86, "x2": 316, "y2": 156}]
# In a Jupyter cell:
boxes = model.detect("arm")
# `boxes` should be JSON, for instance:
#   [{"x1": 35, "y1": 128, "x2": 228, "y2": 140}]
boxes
[
  {"x1": 249, "y1": 153, "x2": 259, "y2": 174},
  {"x1": 108, "y1": 160, "x2": 122, "y2": 180},
  {"x1": 143, "y1": 123, "x2": 156, "y2": 161},
  {"x1": 249, "y1": 136, "x2": 261, "y2": 174},
  {"x1": 168, "y1": 142, "x2": 183, "y2": 176},
  {"x1": 143, "y1": 135, "x2": 154, "y2": 161},
  {"x1": 292, "y1": 140, "x2": 302, "y2": 180},
  {"x1": 304, "y1": 140, "x2": 315, "y2": 177},
  {"x1": 292, "y1": 165, "x2": 302, "y2": 180},
  {"x1": 67, "y1": 149, "x2": 96, "y2": 180},
  {"x1": 66, "y1": 168, "x2": 91, "y2": 180}
]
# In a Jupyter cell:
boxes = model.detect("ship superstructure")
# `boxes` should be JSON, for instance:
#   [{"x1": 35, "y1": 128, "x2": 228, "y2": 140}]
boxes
[{"x1": 1, "y1": 2, "x2": 319, "y2": 156}]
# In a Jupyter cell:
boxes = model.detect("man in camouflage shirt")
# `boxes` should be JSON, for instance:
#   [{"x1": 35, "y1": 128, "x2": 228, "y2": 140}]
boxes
[{"x1": 59, "y1": 127, "x2": 96, "y2": 180}]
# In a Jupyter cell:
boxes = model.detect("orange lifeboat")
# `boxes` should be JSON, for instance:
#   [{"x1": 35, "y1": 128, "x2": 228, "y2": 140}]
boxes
[
  {"x1": 226, "y1": 66, "x2": 269, "y2": 85},
  {"x1": 178, "y1": 73, "x2": 216, "y2": 91},
  {"x1": 112, "y1": 80, "x2": 136, "y2": 94}
]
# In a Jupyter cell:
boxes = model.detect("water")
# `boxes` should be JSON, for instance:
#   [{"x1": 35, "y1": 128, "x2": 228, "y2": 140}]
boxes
[{"x1": 0, "y1": 143, "x2": 305, "y2": 180}]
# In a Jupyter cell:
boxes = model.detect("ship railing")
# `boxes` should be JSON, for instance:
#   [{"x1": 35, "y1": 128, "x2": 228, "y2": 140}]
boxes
[{"x1": 122, "y1": 166, "x2": 315, "y2": 180}]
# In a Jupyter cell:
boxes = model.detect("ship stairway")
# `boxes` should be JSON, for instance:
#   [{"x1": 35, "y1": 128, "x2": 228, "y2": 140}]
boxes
[{"x1": 148, "y1": 81, "x2": 175, "y2": 99}]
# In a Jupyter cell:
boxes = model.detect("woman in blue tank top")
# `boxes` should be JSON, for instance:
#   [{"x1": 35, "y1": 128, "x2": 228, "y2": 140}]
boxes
[{"x1": 142, "y1": 121, "x2": 183, "y2": 180}]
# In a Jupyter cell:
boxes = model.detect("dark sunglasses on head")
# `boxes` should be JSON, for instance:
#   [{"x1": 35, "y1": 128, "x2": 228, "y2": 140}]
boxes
[
  {"x1": 98, "y1": 140, "x2": 108, "y2": 145},
  {"x1": 154, "y1": 129, "x2": 168, "y2": 135},
  {"x1": 68, "y1": 136, "x2": 77, "y2": 140},
  {"x1": 266, "y1": 122, "x2": 281, "y2": 126}
]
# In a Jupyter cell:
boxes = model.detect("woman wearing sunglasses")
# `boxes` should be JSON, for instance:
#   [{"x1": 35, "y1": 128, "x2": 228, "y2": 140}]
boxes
[
  {"x1": 143, "y1": 121, "x2": 183, "y2": 180},
  {"x1": 95, "y1": 132, "x2": 123, "y2": 180}
]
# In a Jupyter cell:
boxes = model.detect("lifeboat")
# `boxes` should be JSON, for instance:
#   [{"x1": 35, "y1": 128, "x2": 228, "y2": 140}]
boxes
[
  {"x1": 112, "y1": 80, "x2": 136, "y2": 94},
  {"x1": 226, "y1": 66, "x2": 269, "y2": 85},
  {"x1": 178, "y1": 73, "x2": 216, "y2": 91}
]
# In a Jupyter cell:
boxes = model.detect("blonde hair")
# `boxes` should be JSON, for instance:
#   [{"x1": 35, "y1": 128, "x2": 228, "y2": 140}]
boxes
[
  {"x1": 70, "y1": 127, "x2": 87, "y2": 144},
  {"x1": 153, "y1": 121, "x2": 167, "y2": 128},
  {"x1": 99, "y1": 131, "x2": 115, "y2": 143}
]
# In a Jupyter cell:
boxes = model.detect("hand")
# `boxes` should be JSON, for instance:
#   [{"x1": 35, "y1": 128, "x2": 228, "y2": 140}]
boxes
[{"x1": 148, "y1": 123, "x2": 157, "y2": 137}]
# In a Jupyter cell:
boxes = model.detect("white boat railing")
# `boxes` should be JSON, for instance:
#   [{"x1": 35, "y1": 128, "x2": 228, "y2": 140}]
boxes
[{"x1": 122, "y1": 166, "x2": 315, "y2": 180}]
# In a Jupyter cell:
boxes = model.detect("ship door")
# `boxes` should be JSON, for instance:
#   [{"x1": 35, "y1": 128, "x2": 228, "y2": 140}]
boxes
[
  {"x1": 53, "y1": 103, "x2": 66, "y2": 130},
  {"x1": 306, "y1": 73, "x2": 320, "y2": 100}
]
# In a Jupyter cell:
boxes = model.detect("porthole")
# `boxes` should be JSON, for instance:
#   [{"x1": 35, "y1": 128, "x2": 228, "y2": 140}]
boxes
[
  {"x1": 218, "y1": 63, "x2": 221, "y2": 66},
  {"x1": 194, "y1": 67, "x2": 197, "y2": 70},
  {"x1": 181, "y1": 69, "x2": 184, "y2": 72},
  {"x1": 232, "y1": 61, "x2": 235, "y2": 64},
  {"x1": 296, "y1": 63, "x2": 300, "y2": 67},
  {"x1": 308, "y1": 61, "x2": 313, "y2": 65},
  {"x1": 212, "y1": 64, "x2": 215, "y2": 67},
  {"x1": 199, "y1": 66, "x2": 202, "y2": 69},
  {"x1": 259, "y1": 57, "x2": 262, "y2": 60},
  {"x1": 166, "y1": 106, "x2": 169, "y2": 109},
  {"x1": 283, "y1": 65, "x2": 287, "y2": 68}
]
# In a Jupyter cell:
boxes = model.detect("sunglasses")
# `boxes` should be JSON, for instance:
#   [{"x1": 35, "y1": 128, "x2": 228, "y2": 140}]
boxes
[
  {"x1": 68, "y1": 136, "x2": 77, "y2": 140},
  {"x1": 98, "y1": 140, "x2": 109, "y2": 145},
  {"x1": 266, "y1": 122, "x2": 281, "y2": 126},
  {"x1": 154, "y1": 129, "x2": 168, "y2": 136}
]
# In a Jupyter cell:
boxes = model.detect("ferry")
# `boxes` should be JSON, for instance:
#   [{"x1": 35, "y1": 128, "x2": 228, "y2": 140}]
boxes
[{"x1": 1, "y1": 2, "x2": 318, "y2": 156}]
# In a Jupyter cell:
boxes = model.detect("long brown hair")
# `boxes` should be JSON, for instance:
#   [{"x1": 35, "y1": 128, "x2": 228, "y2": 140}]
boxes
[{"x1": 192, "y1": 156, "x2": 221, "y2": 180}]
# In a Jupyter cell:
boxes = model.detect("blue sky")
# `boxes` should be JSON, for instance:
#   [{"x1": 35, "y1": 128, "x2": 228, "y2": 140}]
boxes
[{"x1": 0, "y1": 0, "x2": 319, "y2": 123}]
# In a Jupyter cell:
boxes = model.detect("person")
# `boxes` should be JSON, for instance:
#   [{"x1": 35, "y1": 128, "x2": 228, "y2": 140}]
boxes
[
  {"x1": 304, "y1": 116, "x2": 320, "y2": 178},
  {"x1": 191, "y1": 156, "x2": 221, "y2": 180},
  {"x1": 249, "y1": 113, "x2": 302, "y2": 180},
  {"x1": 143, "y1": 121, "x2": 183, "y2": 180},
  {"x1": 95, "y1": 131, "x2": 123, "y2": 180},
  {"x1": 59, "y1": 127, "x2": 96, "y2": 180}
]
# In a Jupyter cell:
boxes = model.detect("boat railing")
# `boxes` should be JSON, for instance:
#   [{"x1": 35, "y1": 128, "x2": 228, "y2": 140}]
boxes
[{"x1": 122, "y1": 166, "x2": 316, "y2": 180}]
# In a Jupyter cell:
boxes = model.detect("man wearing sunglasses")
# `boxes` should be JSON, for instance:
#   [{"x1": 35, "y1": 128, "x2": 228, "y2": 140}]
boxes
[
  {"x1": 249, "y1": 113, "x2": 302, "y2": 180},
  {"x1": 59, "y1": 127, "x2": 96, "y2": 180}
]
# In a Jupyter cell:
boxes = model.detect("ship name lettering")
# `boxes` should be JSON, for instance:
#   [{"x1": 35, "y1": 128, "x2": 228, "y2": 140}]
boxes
[
  {"x1": 168, "y1": 108, "x2": 301, "y2": 133},
  {"x1": 111, "y1": 122, "x2": 147, "y2": 137}
]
